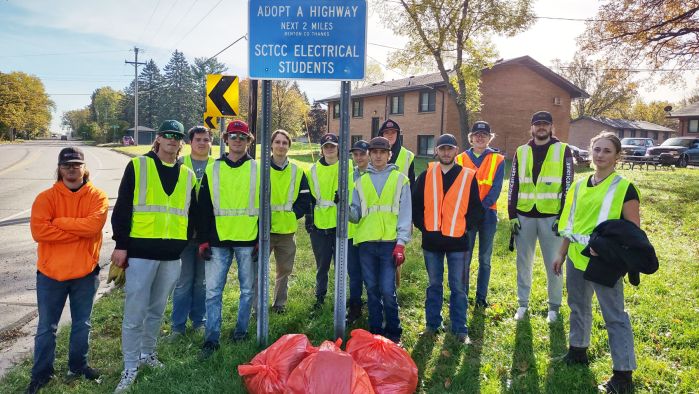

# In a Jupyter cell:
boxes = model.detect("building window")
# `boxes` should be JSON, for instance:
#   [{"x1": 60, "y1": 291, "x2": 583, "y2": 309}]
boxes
[
  {"x1": 334, "y1": 103, "x2": 341, "y2": 119},
  {"x1": 689, "y1": 119, "x2": 699, "y2": 133},
  {"x1": 351, "y1": 135, "x2": 362, "y2": 145},
  {"x1": 640, "y1": 130, "x2": 647, "y2": 138},
  {"x1": 419, "y1": 90, "x2": 436, "y2": 112},
  {"x1": 664, "y1": 132, "x2": 669, "y2": 140},
  {"x1": 352, "y1": 99, "x2": 363, "y2": 118},
  {"x1": 629, "y1": 130, "x2": 636, "y2": 137},
  {"x1": 389, "y1": 95, "x2": 404, "y2": 115},
  {"x1": 652, "y1": 131, "x2": 659, "y2": 140},
  {"x1": 417, "y1": 135, "x2": 434, "y2": 156}
]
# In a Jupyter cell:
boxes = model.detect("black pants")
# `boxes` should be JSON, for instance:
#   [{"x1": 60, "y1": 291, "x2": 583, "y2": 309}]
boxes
[{"x1": 310, "y1": 229, "x2": 336, "y2": 299}]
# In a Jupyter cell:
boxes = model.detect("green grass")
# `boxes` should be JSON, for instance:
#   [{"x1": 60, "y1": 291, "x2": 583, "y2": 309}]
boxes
[{"x1": 2, "y1": 161, "x2": 697, "y2": 393}]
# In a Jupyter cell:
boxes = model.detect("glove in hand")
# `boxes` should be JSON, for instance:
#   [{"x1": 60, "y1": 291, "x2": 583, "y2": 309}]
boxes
[
  {"x1": 198, "y1": 242, "x2": 212, "y2": 261},
  {"x1": 392, "y1": 244, "x2": 405, "y2": 267},
  {"x1": 509, "y1": 218, "x2": 521, "y2": 236}
]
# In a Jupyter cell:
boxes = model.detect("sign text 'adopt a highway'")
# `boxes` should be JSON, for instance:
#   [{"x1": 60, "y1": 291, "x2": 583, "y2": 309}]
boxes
[{"x1": 248, "y1": 0, "x2": 367, "y2": 80}]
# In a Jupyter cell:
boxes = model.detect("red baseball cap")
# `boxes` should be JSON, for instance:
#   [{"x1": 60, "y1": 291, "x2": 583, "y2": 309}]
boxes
[{"x1": 226, "y1": 120, "x2": 251, "y2": 136}]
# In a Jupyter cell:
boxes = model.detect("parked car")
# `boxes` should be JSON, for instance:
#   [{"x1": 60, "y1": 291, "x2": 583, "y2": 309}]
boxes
[
  {"x1": 569, "y1": 145, "x2": 590, "y2": 165},
  {"x1": 621, "y1": 138, "x2": 655, "y2": 157},
  {"x1": 60, "y1": 135, "x2": 67, "y2": 141},
  {"x1": 645, "y1": 136, "x2": 699, "y2": 168},
  {"x1": 122, "y1": 136, "x2": 135, "y2": 146}
]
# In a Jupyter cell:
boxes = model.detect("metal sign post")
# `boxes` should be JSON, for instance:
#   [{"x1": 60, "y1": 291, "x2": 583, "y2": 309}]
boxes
[
  {"x1": 334, "y1": 81, "x2": 352, "y2": 339},
  {"x1": 219, "y1": 117, "x2": 225, "y2": 158},
  {"x1": 256, "y1": 80, "x2": 272, "y2": 346}
]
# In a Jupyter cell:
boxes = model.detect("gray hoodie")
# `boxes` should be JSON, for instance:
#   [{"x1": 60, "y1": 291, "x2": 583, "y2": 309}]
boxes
[{"x1": 349, "y1": 163, "x2": 412, "y2": 246}]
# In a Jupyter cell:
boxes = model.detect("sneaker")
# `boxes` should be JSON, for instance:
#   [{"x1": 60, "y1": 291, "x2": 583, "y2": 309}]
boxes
[
  {"x1": 162, "y1": 331, "x2": 184, "y2": 343},
  {"x1": 514, "y1": 307, "x2": 528, "y2": 321},
  {"x1": 345, "y1": 304, "x2": 362, "y2": 325},
  {"x1": 455, "y1": 333, "x2": 472, "y2": 345},
  {"x1": 547, "y1": 310, "x2": 559, "y2": 324},
  {"x1": 199, "y1": 341, "x2": 220, "y2": 360},
  {"x1": 475, "y1": 299, "x2": 489, "y2": 309},
  {"x1": 229, "y1": 331, "x2": 247, "y2": 342},
  {"x1": 313, "y1": 296, "x2": 325, "y2": 310},
  {"x1": 138, "y1": 353, "x2": 164, "y2": 369},
  {"x1": 271, "y1": 305, "x2": 286, "y2": 314},
  {"x1": 114, "y1": 368, "x2": 138, "y2": 393},
  {"x1": 598, "y1": 371, "x2": 633, "y2": 393},
  {"x1": 25, "y1": 375, "x2": 52, "y2": 394},
  {"x1": 67, "y1": 366, "x2": 101, "y2": 381},
  {"x1": 561, "y1": 346, "x2": 590, "y2": 366}
]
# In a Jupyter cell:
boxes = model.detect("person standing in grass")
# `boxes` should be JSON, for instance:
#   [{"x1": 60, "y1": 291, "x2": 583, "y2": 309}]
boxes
[
  {"x1": 553, "y1": 131, "x2": 640, "y2": 393},
  {"x1": 112, "y1": 120, "x2": 197, "y2": 392},
  {"x1": 456, "y1": 121, "x2": 505, "y2": 308},
  {"x1": 269, "y1": 129, "x2": 311, "y2": 314},
  {"x1": 26, "y1": 147, "x2": 108, "y2": 394},
  {"x1": 349, "y1": 137, "x2": 411, "y2": 344},
  {"x1": 305, "y1": 133, "x2": 354, "y2": 310},
  {"x1": 165, "y1": 126, "x2": 215, "y2": 341},
  {"x1": 508, "y1": 111, "x2": 574, "y2": 323},
  {"x1": 346, "y1": 139, "x2": 370, "y2": 325},
  {"x1": 413, "y1": 134, "x2": 484, "y2": 344}
]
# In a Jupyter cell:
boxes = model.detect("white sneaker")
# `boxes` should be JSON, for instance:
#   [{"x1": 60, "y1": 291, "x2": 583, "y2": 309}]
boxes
[
  {"x1": 547, "y1": 310, "x2": 559, "y2": 324},
  {"x1": 114, "y1": 368, "x2": 138, "y2": 393},
  {"x1": 514, "y1": 307, "x2": 528, "y2": 321},
  {"x1": 138, "y1": 353, "x2": 164, "y2": 368}
]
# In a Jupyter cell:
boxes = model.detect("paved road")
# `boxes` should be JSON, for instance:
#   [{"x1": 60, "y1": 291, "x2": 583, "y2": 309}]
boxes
[{"x1": 0, "y1": 141, "x2": 129, "y2": 374}]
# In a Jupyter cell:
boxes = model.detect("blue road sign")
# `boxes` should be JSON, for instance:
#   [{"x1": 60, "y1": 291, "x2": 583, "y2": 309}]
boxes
[{"x1": 249, "y1": 0, "x2": 367, "y2": 80}]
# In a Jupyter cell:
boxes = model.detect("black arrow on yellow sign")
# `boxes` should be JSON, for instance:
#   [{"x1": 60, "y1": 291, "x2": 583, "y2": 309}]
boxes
[
  {"x1": 207, "y1": 75, "x2": 238, "y2": 116},
  {"x1": 204, "y1": 116, "x2": 217, "y2": 130}
]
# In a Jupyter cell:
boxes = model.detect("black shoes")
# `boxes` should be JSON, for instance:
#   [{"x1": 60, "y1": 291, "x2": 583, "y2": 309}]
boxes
[
  {"x1": 271, "y1": 305, "x2": 286, "y2": 314},
  {"x1": 229, "y1": 331, "x2": 247, "y2": 342},
  {"x1": 313, "y1": 296, "x2": 325, "y2": 310},
  {"x1": 346, "y1": 304, "x2": 362, "y2": 325},
  {"x1": 199, "y1": 341, "x2": 220, "y2": 360},
  {"x1": 67, "y1": 366, "x2": 101, "y2": 381},
  {"x1": 562, "y1": 346, "x2": 590, "y2": 366},
  {"x1": 599, "y1": 370, "x2": 633, "y2": 393},
  {"x1": 25, "y1": 375, "x2": 52, "y2": 394}
]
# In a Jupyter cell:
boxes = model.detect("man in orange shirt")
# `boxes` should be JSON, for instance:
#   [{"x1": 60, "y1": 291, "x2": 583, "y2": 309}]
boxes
[{"x1": 27, "y1": 147, "x2": 108, "y2": 393}]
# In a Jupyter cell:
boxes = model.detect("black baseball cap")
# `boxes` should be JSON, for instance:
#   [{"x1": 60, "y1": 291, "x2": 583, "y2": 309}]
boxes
[
  {"x1": 368, "y1": 137, "x2": 391, "y2": 151},
  {"x1": 471, "y1": 121, "x2": 491, "y2": 134},
  {"x1": 378, "y1": 119, "x2": 400, "y2": 135},
  {"x1": 531, "y1": 111, "x2": 553, "y2": 124},
  {"x1": 58, "y1": 147, "x2": 85, "y2": 164},
  {"x1": 320, "y1": 133, "x2": 339, "y2": 146},
  {"x1": 435, "y1": 134, "x2": 458, "y2": 148},
  {"x1": 350, "y1": 140, "x2": 369, "y2": 153}
]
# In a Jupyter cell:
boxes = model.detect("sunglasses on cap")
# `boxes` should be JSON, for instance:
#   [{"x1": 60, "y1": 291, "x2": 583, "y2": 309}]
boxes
[
  {"x1": 161, "y1": 132, "x2": 183, "y2": 140},
  {"x1": 227, "y1": 133, "x2": 249, "y2": 141},
  {"x1": 59, "y1": 163, "x2": 84, "y2": 169}
]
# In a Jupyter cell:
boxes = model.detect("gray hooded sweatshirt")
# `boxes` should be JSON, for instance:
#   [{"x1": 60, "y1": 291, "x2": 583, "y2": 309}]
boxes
[{"x1": 349, "y1": 163, "x2": 412, "y2": 246}]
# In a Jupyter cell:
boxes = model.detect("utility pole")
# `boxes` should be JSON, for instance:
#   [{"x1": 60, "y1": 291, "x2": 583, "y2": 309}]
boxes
[{"x1": 125, "y1": 47, "x2": 146, "y2": 145}]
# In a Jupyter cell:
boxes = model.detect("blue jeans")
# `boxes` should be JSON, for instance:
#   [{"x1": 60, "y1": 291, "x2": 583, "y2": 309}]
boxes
[
  {"x1": 424, "y1": 250, "x2": 468, "y2": 334},
  {"x1": 359, "y1": 241, "x2": 401, "y2": 341},
  {"x1": 347, "y1": 241, "x2": 364, "y2": 306},
  {"x1": 465, "y1": 209, "x2": 498, "y2": 304},
  {"x1": 171, "y1": 243, "x2": 206, "y2": 333},
  {"x1": 205, "y1": 246, "x2": 256, "y2": 344},
  {"x1": 32, "y1": 268, "x2": 99, "y2": 380}
]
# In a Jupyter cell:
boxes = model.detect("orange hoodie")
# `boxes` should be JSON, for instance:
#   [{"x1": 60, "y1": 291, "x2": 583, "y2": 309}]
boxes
[{"x1": 30, "y1": 181, "x2": 109, "y2": 281}]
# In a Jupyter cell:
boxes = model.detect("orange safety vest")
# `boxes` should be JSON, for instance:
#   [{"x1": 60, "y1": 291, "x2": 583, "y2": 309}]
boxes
[
  {"x1": 456, "y1": 151, "x2": 504, "y2": 210},
  {"x1": 424, "y1": 162, "x2": 475, "y2": 237}
]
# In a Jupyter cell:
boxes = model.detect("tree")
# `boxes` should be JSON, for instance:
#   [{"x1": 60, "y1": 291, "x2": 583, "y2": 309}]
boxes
[
  {"x1": 580, "y1": 1, "x2": 699, "y2": 73},
  {"x1": 306, "y1": 102, "x2": 327, "y2": 142},
  {"x1": 0, "y1": 71, "x2": 54, "y2": 139},
  {"x1": 554, "y1": 53, "x2": 638, "y2": 119},
  {"x1": 626, "y1": 99, "x2": 678, "y2": 129},
  {"x1": 161, "y1": 50, "x2": 199, "y2": 128},
  {"x1": 271, "y1": 81, "x2": 310, "y2": 136},
  {"x1": 138, "y1": 60, "x2": 164, "y2": 129},
  {"x1": 191, "y1": 57, "x2": 228, "y2": 121},
  {"x1": 90, "y1": 87, "x2": 124, "y2": 142},
  {"x1": 61, "y1": 107, "x2": 92, "y2": 137},
  {"x1": 352, "y1": 59, "x2": 384, "y2": 90},
  {"x1": 378, "y1": 0, "x2": 534, "y2": 146}
]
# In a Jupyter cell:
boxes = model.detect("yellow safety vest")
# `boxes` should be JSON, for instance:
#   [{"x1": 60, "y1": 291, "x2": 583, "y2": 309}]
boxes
[
  {"x1": 205, "y1": 159, "x2": 260, "y2": 241},
  {"x1": 395, "y1": 146, "x2": 414, "y2": 177},
  {"x1": 307, "y1": 160, "x2": 354, "y2": 233},
  {"x1": 271, "y1": 161, "x2": 302, "y2": 234},
  {"x1": 559, "y1": 173, "x2": 635, "y2": 271},
  {"x1": 516, "y1": 142, "x2": 566, "y2": 214},
  {"x1": 130, "y1": 156, "x2": 194, "y2": 240},
  {"x1": 353, "y1": 169, "x2": 407, "y2": 244}
]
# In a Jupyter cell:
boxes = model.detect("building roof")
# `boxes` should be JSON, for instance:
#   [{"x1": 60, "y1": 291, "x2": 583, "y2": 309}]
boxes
[
  {"x1": 125, "y1": 126, "x2": 156, "y2": 132},
  {"x1": 574, "y1": 116, "x2": 675, "y2": 132},
  {"x1": 666, "y1": 101, "x2": 699, "y2": 118},
  {"x1": 318, "y1": 55, "x2": 589, "y2": 102}
]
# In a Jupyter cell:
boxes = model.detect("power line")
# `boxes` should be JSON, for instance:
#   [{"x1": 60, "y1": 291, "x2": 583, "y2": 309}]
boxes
[
  {"x1": 206, "y1": 34, "x2": 247, "y2": 62},
  {"x1": 172, "y1": 0, "x2": 224, "y2": 48},
  {"x1": 150, "y1": 0, "x2": 181, "y2": 42},
  {"x1": 138, "y1": 0, "x2": 162, "y2": 43},
  {"x1": 0, "y1": 49, "x2": 130, "y2": 58}
]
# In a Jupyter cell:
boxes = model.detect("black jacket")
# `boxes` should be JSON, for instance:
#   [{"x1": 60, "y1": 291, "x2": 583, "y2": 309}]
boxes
[{"x1": 582, "y1": 219, "x2": 658, "y2": 287}]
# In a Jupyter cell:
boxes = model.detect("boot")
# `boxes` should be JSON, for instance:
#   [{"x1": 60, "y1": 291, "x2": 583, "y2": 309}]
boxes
[
  {"x1": 599, "y1": 370, "x2": 633, "y2": 393},
  {"x1": 346, "y1": 303, "x2": 362, "y2": 325},
  {"x1": 562, "y1": 346, "x2": 589, "y2": 365}
]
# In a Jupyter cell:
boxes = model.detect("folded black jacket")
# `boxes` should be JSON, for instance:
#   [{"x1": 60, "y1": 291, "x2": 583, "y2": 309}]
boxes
[{"x1": 581, "y1": 219, "x2": 658, "y2": 287}]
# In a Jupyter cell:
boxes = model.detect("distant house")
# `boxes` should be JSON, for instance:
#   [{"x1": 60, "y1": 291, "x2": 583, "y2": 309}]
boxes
[
  {"x1": 666, "y1": 101, "x2": 699, "y2": 136},
  {"x1": 318, "y1": 55, "x2": 588, "y2": 158},
  {"x1": 569, "y1": 117, "x2": 676, "y2": 148},
  {"x1": 125, "y1": 126, "x2": 156, "y2": 145}
]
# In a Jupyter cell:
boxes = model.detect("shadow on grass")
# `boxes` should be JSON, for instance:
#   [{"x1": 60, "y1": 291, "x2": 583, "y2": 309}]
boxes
[
  {"x1": 452, "y1": 306, "x2": 487, "y2": 393},
  {"x1": 411, "y1": 332, "x2": 437, "y2": 388},
  {"x1": 503, "y1": 317, "x2": 540, "y2": 393}
]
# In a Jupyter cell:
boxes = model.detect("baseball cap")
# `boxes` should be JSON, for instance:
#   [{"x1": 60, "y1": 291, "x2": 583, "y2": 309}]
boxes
[
  {"x1": 158, "y1": 120, "x2": 185, "y2": 136},
  {"x1": 471, "y1": 121, "x2": 491, "y2": 134},
  {"x1": 226, "y1": 120, "x2": 251, "y2": 136},
  {"x1": 58, "y1": 147, "x2": 85, "y2": 164},
  {"x1": 368, "y1": 137, "x2": 391, "y2": 151},
  {"x1": 350, "y1": 140, "x2": 369, "y2": 153},
  {"x1": 435, "y1": 134, "x2": 458, "y2": 148},
  {"x1": 531, "y1": 111, "x2": 553, "y2": 124},
  {"x1": 378, "y1": 119, "x2": 400, "y2": 135},
  {"x1": 320, "y1": 133, "x2": 339, "y2": 146}
]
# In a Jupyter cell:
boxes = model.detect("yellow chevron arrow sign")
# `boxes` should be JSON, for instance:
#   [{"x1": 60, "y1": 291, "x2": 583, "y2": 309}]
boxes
[{"x1": 206, "y1": 75, "x2": 239, "y2": 117}]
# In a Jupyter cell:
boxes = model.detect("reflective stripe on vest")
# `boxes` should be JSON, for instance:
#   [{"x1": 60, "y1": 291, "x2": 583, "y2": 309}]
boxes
[
  {"x1": 270, "y1": 162, "x2": 301, "y2": 234},
  {"x1": 395, "y1": 147, "x2": 414, "y2": 177},
  {"x1": 516, "y1": 142, "x2": 566, "y2": 214},
  {"x1": 206, "y1": 159, "x2": 260, "y2": 241},
  {"x1": 308, "y1": 160, "x2": 354, "y2": 230},
  {"x1": 456, "y1": 152, "x2": 504, "y2": 210},
  {"x1": 424, "y1": 162, "x2": 474, "y2": 237},
  {"x1": 353, "y1": 170, "x2": 407, "y2": 244},
  {"x1": 212, "y1": 160, "x2": 258, "y2": 216},
  {"x1": 131, "y1": 156, "x2": 193, "y2": 240}
]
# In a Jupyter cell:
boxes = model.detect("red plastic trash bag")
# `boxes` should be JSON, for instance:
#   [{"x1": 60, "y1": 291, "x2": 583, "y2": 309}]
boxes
[
  {"x1": 345, "y1": 329, "x2": 418, "y2": 394},
  {"x1": 237, "y1": 334, "x2": 315, "y2": 394},
  {"x1": 286, "y1": 340, "x2": 375, "y2": 394}
]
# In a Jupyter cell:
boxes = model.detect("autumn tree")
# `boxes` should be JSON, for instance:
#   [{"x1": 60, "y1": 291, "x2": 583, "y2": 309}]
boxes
[
  {"x1": 580, "y1": 1, "x2": 699, "y2": 73},
  {"x1": 271, "y1": 81, "x2": 310, "y2": 136},
  {"x1": 90, "y1": 87, "x2": 124, "y2": 142},
  {"x1": 0, "y1": 71, "x2": 54, "y2": 140},
  {"x1": 554, "y1": 53, "x2": 638, "y2": 119},
  {"x1": 352, "y1": 59, "x2": 385, "y2": 90},
  {"x1": 377, "y1": 0, "x2": 534, "y2": 146},
  {"x1": 625, "y1": 99, "x2": 678, "y2": 129}
]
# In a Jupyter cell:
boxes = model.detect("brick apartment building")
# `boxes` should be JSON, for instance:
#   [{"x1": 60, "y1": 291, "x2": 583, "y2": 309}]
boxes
[
  {"x1": 667, "y1": 101, "x2": 699, "y2": 136},
  {"x1": 569, "y1": 116, "x2": 676, "y2": 148},
  {"x1": 319, "y1": 55, "x2": 588, "y2": 158}
]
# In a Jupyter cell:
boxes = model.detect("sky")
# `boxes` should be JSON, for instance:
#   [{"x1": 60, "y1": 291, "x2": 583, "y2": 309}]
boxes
[{"x1": 1, "y1": 0, "x2": 696, "y2": 133}]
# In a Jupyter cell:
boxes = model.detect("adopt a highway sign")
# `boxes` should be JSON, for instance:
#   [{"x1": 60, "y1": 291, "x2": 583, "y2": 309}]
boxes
[
  {"x1": 248, "y1": 0, "x2": 367, "y2": 80},
  {"x1": 206, "y1": 74, "x2": 239, "y2": 117}
]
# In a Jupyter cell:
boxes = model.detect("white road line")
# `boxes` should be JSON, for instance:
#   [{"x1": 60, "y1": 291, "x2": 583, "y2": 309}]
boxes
[{"x1": 0, "y1": 208, "x2": 31, "y2": 224}]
